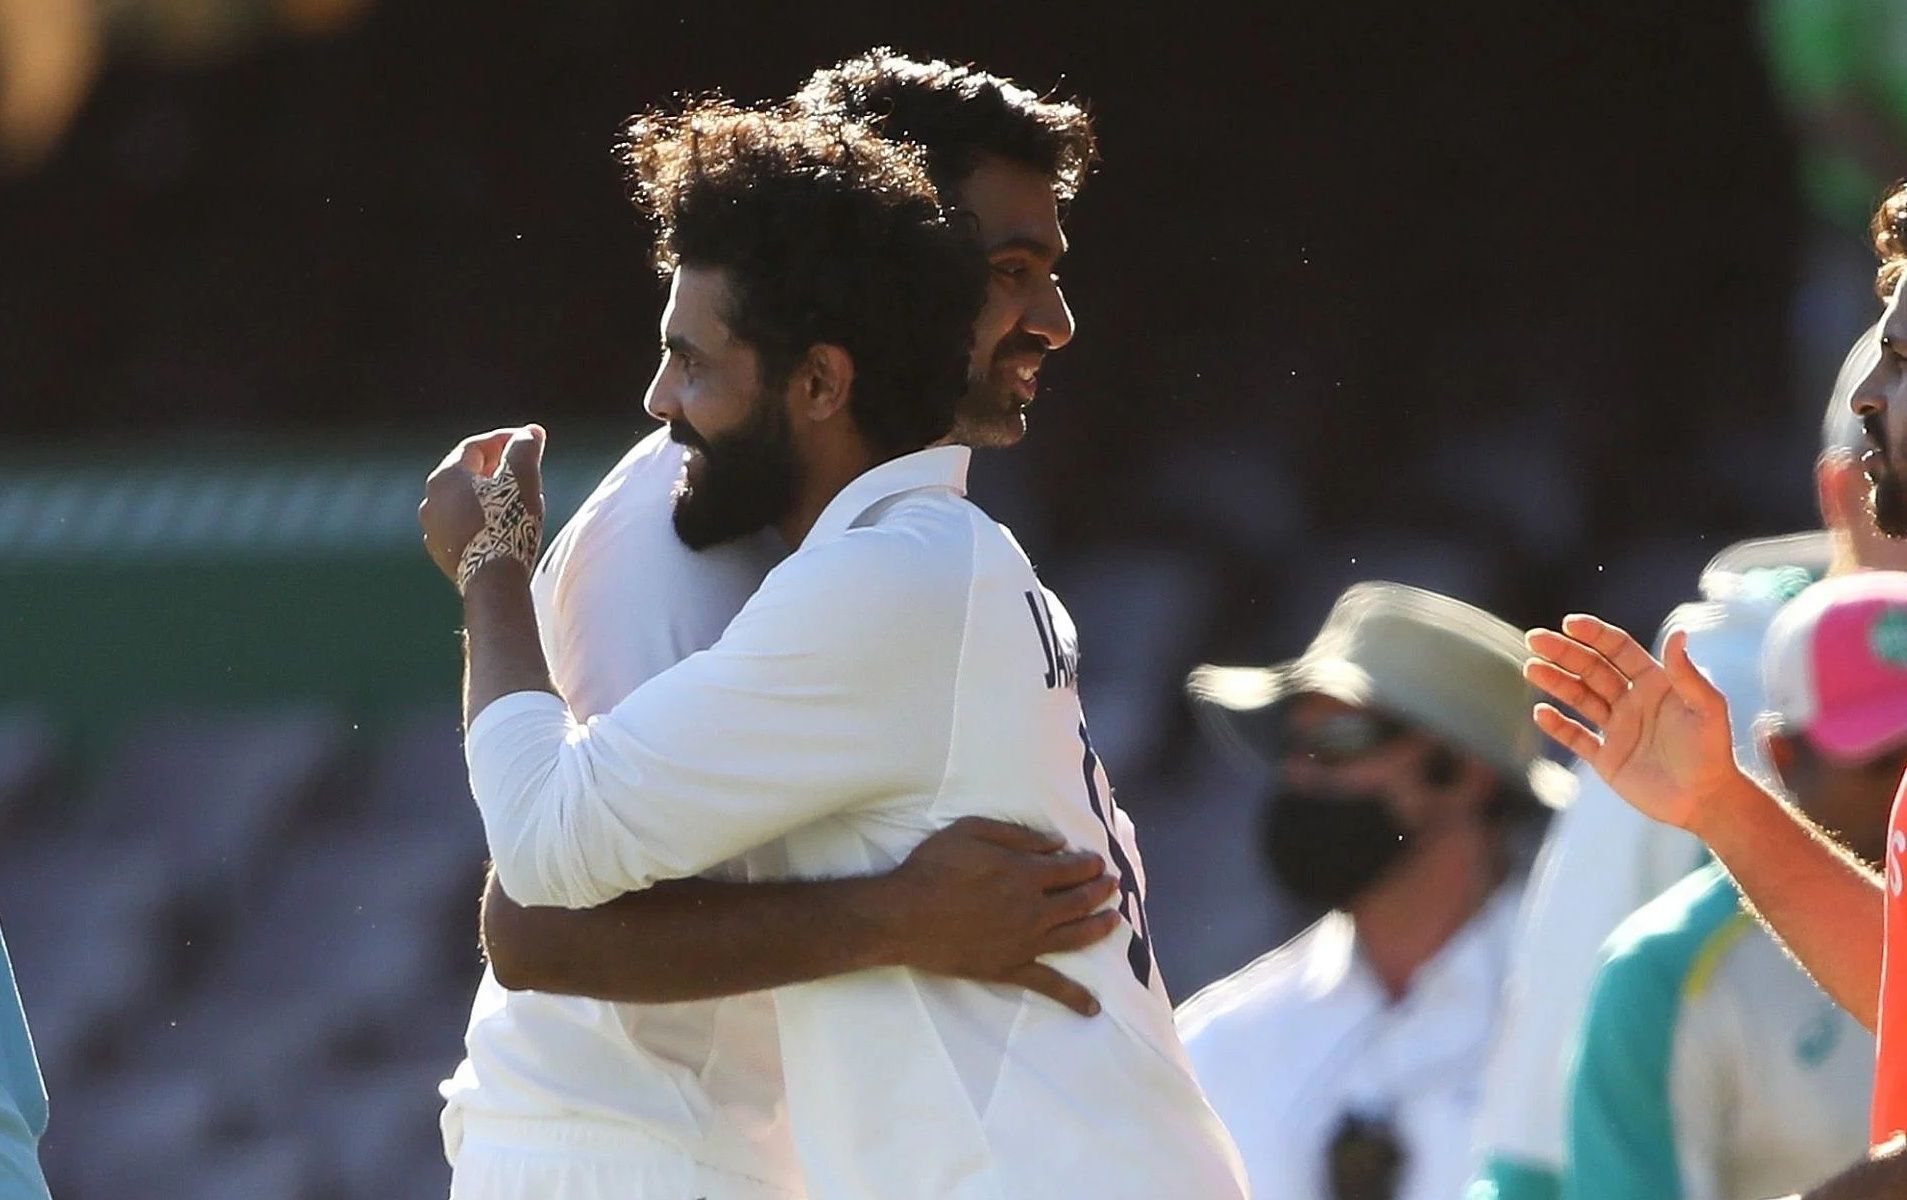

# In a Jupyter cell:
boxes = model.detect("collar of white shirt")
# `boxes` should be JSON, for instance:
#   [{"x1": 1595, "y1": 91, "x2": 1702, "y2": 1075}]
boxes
[
  {"x1": 1299, "y1": 884, "x2": 1520, "y2": 1014},
  {"x1": 800, "y1": 445, "x2": 973, "y2": 549}
]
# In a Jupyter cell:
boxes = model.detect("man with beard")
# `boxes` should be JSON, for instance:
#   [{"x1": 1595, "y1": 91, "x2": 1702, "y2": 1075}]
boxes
[
  {"x1": 1523, "y1": 183, "x2": 1907, "y2": 1199},
  {"x1": 1175, "y1": 583, "x2": 1566, "y2": 1200},
  {"x1": 425, "y1": 73, "x2": 1246, "y2": 1200}
]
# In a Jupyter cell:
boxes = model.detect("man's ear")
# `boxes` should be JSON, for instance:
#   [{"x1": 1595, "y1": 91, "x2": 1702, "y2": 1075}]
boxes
[{"x1": 791, "y1": 344, "x2": 855, "y2": 424}]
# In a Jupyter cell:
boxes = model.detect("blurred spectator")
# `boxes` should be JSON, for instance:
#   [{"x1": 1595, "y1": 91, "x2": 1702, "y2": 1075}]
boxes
[
  {"x1": 0, "y1": 924, "x2": 48, "y2": 1199},
  {"x1": 0, "y1": 0, "x2": 97, "y2": 170},
  {"x1": 1762, "y1": 1, "x2": 1907, "y2": 235},
  {"x1": 1760, "y1": 0, "x2": 1907, "y2": 406},
  {"x1": 0, "y1": 0, "x2": 371, "y2": 170},
  {"x1": 1466, "y1": 328, "x2": 1904, "y2": 1200},
  {"x1": 1466, "y1": 534, "x2": 1811, "y2": 1200},
  {"x1": 1560, "y1": 573, "x2": 1907, "y2": 1200},
  {"x1": 1175, "y1": 583, "x2": 1565, "y2": 1200}
]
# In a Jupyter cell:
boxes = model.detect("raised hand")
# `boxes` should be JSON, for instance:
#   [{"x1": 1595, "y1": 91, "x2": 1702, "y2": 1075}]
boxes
[
  {"x1": 1524, "y1": 613, "x2": 1747, "y2": 835},
  {"x1": 419, "y1": 424, "x2": 547, "y2": 585}
]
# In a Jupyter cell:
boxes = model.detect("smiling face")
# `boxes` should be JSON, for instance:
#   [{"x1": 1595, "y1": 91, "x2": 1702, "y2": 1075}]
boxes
[
  {"x1": 945, "y1": 155, "x2": 1076, "y2": 448},
  {"x1": 642, "y1": 265, "x2": 800, "y2": 549}
]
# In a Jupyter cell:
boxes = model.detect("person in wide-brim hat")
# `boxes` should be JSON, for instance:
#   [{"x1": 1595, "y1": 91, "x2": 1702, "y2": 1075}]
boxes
[
  {"x1": 1186, "y1": 581, "x2": 1575, "y2": 811},
  {"x1": 1172, "y1": 581, "x2": 1567, "y2": 1200}
]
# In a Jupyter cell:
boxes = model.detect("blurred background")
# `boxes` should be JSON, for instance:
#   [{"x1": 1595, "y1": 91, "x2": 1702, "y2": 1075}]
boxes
[{"x1": 0, "y1": 0, "x2": 1893, "y2": 1194}]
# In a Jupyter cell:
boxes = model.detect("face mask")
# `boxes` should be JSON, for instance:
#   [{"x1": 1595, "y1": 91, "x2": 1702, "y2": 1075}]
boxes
[{"x1": 1262, "y1": 788, "x2": 1413, "y2": 910}]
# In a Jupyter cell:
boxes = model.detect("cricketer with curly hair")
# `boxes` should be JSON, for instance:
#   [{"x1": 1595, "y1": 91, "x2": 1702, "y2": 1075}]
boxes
[
  {"x1": 615, "y1": 99, "x2": 985, "y2": 549},
  {"x1": 793, "y1": 47, "x2": 1095, "y2": 449},
  {"x1": 427, "y1": 75, "x2": 1245, "y2": 1200}
]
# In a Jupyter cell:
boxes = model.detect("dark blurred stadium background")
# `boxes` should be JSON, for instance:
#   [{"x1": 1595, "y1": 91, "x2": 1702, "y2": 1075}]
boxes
[{"x1": 0, "y1": 0, "x2": 1875, "y2": 1195}]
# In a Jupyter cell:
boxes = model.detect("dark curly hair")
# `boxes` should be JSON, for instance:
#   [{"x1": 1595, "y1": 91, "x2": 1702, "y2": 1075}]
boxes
[
  {"x1": 1873, "y1": 181, "x2": 1907, "y2": 300},
  {"x1": 618, "y1": 99, "x2": 987, "y2": 457},
  {"x1": 794, "y1": 49, "x2": 1097, "y2": 202}
]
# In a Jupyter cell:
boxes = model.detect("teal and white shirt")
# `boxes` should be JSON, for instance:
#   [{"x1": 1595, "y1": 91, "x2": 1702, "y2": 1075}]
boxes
[
  {"x1": 1467, "y1": 536, "x2": 1827, "y2": 1200},
  {"x1": 0, "y1": 925, "x2": 49, "y2": 1200},
  {"x1": 1564, "y1": 863, "x2": 1871, "y2": 1200}
]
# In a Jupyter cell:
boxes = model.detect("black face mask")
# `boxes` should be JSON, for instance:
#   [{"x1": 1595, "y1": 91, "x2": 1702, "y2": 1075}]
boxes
[{"x1": 1262, "y1": 788, "x2": 1413, "y2": 910}]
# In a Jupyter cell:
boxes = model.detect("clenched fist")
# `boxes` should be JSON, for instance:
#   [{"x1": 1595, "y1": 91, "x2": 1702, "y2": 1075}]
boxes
[{"x1": 419, "y1": 424, "x2": 547, "y2": 587}]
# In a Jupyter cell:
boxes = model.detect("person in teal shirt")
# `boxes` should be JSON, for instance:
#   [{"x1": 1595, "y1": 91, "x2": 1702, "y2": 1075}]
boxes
[
  {"x1": 1562, "y1": 574, "x2": 1907, "y2": 1200},
  {"x1": 0, "y1": 925, "x2": 49, "y2": 1199}
]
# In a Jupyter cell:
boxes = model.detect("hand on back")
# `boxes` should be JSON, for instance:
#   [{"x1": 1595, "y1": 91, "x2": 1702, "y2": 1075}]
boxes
[{"x1": 887, "y1": 817, "x2": 1122, "y2": 1017}]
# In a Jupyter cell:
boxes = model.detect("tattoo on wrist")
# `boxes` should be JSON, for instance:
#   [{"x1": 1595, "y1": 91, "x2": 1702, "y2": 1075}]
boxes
[{"x1": 458, "y1": 461, "x2": 542, "y2": 592}]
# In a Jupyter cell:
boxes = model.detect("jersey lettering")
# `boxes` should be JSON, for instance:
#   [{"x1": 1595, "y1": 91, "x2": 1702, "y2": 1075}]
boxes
[
  {"x1": 1078, "y1": 721, "x2": 1153, "y2": 988},
  {"x1": 1025, "y1": 590, "x2": 1078, "y2": 691}
]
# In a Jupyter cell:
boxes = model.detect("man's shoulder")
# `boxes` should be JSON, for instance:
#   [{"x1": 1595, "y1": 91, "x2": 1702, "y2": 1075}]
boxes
[
  {"x1": 541, "y1": 427, "x2": 673, "y2": 561},
  {"x1": 1594, "y1": 864, "x2": 1751, "y2": 1010},
  {"x1": 1175, "y1": 916, "x2": 1347, "y2": 1042},
  {"x1": 580, "y1": 426, "x2": 681, "y2": 508},
  {"x1": 542, "y1": 429, "x2": 779, "y2": 591},
  {"x1": 799, "y1": 492, "x2": 986, "y2": 591}
]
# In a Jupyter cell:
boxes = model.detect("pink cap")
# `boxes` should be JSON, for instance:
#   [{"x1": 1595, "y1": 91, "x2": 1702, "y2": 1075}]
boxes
[{"x1": 1763, "y1": 571, "x2": 1907, "y2": 763}]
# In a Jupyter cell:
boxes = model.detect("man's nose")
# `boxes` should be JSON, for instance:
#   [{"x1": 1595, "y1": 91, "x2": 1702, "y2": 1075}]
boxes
[
  {"x1": 1025, "y1": 278, "x2": 1076, "y2": 351},
  {"x1": 1853, "y1": 365, "x2": 1889, "y2": 420},
  {"x1": 644, "y1": 377, "x2": 678, "y2": 424}
]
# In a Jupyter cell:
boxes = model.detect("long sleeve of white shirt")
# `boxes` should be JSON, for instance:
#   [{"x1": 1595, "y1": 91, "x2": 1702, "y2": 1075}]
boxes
[
  {"x1": 468, "y1": 504, "x2": 971, "y2": 910},
  {"x1": 463, "y1": 446, "x2": 1248, "y2": 1198}
]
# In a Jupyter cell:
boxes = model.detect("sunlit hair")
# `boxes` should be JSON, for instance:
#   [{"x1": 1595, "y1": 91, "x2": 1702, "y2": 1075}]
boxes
[
  {"x1": 618, "y1": 98, "x2": 986, "y2": 456},
  {"x1": 794, "y1": 49, "x2": 1098, "y2": 202},
  {"x1": 1872, "y1": 181, "x2": 1907, "y2": 300}
]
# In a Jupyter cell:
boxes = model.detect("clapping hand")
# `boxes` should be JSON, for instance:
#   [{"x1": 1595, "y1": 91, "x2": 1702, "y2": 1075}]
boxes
[{"x1": 1523, "y1": 613, "x2": 1748, "y2": 836}]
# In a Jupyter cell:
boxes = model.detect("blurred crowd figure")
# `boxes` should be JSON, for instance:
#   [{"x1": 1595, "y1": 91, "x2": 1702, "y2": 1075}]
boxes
[
  {"x1": 1160, "y1": 311, "x2": 1907, "y2": 1200},
  {"x1": 1177, "y1": 584, "x2": 1563, "y2": 1200},
  {"x1": 0, "y1": 0, "x2": 370, "y2": 169},
  {"x1": 0, "y1": 925, "x2": 49, "y2": 1197},
  {"x1": 1465, "y1": 328, "x2": 1907, "y2": 1200},
  {"x1": 1560, "y1": 574, "x2": 1907, "y2": 1199},
  {"x1": 1762, "y1": 0, "x2": 1907, "y2": 407}
]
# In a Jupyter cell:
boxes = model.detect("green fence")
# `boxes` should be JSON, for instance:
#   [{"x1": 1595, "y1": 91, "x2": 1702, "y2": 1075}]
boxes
[{"x1": 0, "y1": 432, "x2": 630, "y2": 743}]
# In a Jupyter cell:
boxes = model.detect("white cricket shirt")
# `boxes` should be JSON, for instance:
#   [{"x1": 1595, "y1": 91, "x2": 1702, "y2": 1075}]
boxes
[
  {"x1": 467, "y1": 445, "x2": 1248, "y2": 1200},
  {"x1": 1176, "y1": 884, "x2": 1522, "y2": 1200},
  {"x1": 439, "y1": 427, "x2": 803, "y2": 1197}
]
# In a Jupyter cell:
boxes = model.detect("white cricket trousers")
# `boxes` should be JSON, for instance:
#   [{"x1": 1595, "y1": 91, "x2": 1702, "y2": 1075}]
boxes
[{"x1": 447, "y1": 1113, "x2": 803, "y2": 1200}]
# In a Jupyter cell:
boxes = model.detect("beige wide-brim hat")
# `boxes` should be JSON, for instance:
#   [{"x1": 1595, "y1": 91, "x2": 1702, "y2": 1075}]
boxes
[{"x1": 1187, "y1": 581, "x2": 1575, "y2": 809}]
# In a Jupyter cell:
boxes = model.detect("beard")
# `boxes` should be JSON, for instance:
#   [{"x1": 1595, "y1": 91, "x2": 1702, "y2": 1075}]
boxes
[
  {"x1": 669, "y1": 391, "x2": 799, "y2": 551},
  {"x1": 1864, "y1": 416, "x2": 1907, "y2": 537},
  {"x1": 1873, "y1": 467, "x2": 1907, "y2": 537},
  {"x1": 946, "y1": 331, "x2": 1046, "y2": 449}
]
